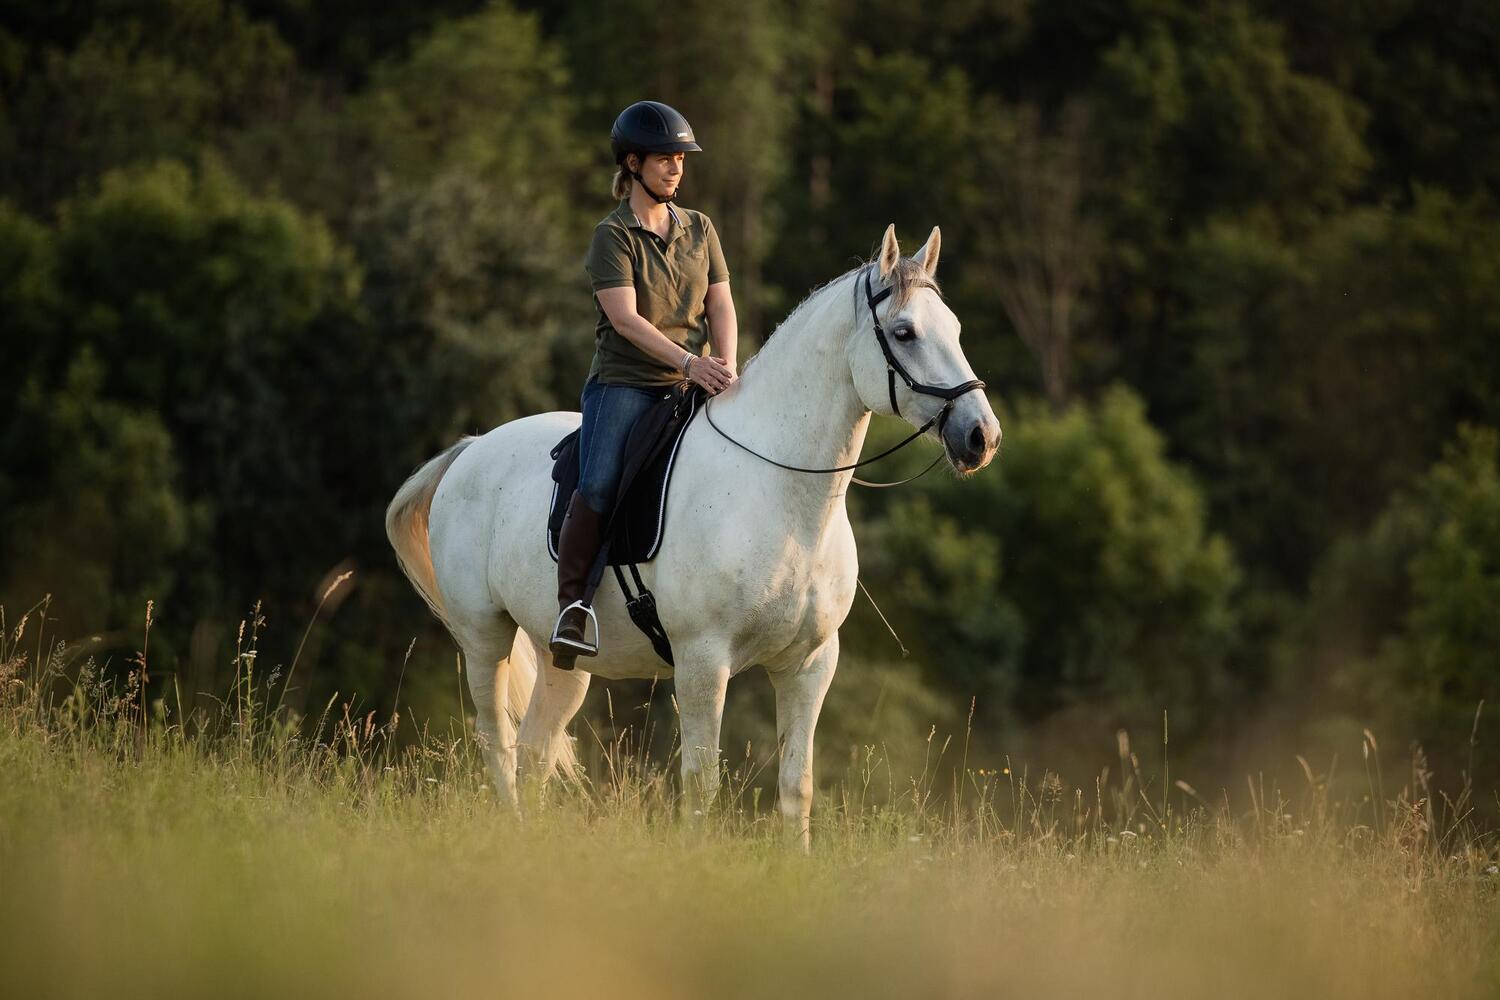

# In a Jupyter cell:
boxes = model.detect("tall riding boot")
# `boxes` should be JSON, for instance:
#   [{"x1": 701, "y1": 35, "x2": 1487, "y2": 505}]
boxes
[{"x1": 550, "y1": 490, "x2": 607, "y2": 668}]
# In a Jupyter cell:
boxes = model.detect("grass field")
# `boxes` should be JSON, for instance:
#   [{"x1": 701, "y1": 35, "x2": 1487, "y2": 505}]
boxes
[{"x1": 2, "y1": 611, "x2": 1497, "y2": 1000}]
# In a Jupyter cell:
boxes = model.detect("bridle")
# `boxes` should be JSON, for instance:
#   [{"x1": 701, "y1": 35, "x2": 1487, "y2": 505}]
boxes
[
  {"x1": 704, "y1": 264, "x2": 987, "y2": 488},
  {"x1": 863, "y1": 266, "x2": 986, "y2": 423}
]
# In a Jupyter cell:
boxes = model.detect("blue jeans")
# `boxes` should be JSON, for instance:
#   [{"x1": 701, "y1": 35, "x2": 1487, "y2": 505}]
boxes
[{"x1": 578, "y1": 375, "x2": 663, "y2": 515}]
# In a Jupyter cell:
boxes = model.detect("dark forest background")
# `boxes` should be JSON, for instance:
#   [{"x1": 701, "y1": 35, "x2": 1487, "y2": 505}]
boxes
[{"x1": 2, "y1": 0, "x2": 1497, "y2": 799}]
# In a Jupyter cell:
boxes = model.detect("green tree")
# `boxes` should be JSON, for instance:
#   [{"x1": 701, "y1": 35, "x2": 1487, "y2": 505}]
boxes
[
  {"x1": 1308, "y1": 426, "x2": 1500, "y2": 785},
  {"x1": 348, "y1": 4, "x2": 601, "y2": 429},
  {"x1": 234, "y1": 0, "x2": 489, "y2": 86},
  {"x1": 845, "y1": 493, "x2": 1024, "y2": 719},
  {"x1": 1, "y1": 349, "x2": 189, "y2": 632},
  {"x1": 353, "y1": 168, "x2": 594, "y2": 436},
  {"x1": 0, "y1": 201, "x2": 58, "y2": 413},
  {"x1": 1257, "y1": 0, "x2": 1500, "y2": 200},
  {"x1": 357, "y1": 4, "x2": 588, "y2": 205},
  {"x1": 1084, "y1": 3, "x2": 1371, "y2": 444},
  {"x1": 0, "y1": 201, "x2": 188, "y2": 633},
  {"x1": 8, "y1": 159, "x2": 377, "y2": 673},
  {"x1": 850, "y1": 388, "x2": 1240, "y2": 737},
  {"x1": 0, "y1": 0, "x2": 294, "y2": 211},
  {"x1": 1169, "y1": 190, "x2": 1500, "y2": 585}
]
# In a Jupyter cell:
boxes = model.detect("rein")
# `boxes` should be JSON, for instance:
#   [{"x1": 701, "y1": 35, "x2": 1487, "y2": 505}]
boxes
[{"x1": 702, "y1": 265, "x2": 986, "y2": 488}]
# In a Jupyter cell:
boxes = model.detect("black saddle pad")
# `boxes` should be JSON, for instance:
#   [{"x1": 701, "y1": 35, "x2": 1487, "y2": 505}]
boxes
[{"x1": 547, "y1": 381, "x2": 706, "y2": 566}]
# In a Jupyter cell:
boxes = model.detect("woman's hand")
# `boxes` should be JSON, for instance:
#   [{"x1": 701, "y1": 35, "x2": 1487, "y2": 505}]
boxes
[{"x1": 687, "y1": 355, "x2": 736, "y2": 395}]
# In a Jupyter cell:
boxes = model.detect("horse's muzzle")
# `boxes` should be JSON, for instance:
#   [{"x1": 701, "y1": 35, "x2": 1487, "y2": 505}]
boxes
[{"x1": 942, "y1": 407, "x2": 1001, "y2": 474}]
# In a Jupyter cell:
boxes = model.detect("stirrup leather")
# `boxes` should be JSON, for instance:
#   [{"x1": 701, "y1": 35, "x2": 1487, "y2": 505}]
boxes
[{"x1": 549, "y1": 599, "x2": 600, "y2": 656}]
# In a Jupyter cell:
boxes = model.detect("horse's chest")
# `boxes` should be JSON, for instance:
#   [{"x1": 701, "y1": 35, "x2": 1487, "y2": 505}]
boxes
[{"x1": 723, "y1": 514, "x2": 857, "y2": 667}]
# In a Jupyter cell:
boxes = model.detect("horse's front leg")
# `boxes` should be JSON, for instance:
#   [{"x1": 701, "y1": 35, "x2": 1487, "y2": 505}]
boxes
[
  {"x1": 674, "y1": 641, "x2": 731, "y2": 819},
  {"x1": 768, "y1": 634, "x2": 839, "y2": 850}
]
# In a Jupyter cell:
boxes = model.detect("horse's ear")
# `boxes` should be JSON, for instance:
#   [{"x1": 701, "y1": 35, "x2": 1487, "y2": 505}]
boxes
[
  {"x1": 912, "y1": 226, "x2": 941, "y2": 277},
  {"x1": 878, "y1": 224, "x2": 900, "y2": 279}
]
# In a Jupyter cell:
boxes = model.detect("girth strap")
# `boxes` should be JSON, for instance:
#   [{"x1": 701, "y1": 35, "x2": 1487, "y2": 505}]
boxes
[{"x1": 612, "y1": 562, "x2": 674, "y2": 666}]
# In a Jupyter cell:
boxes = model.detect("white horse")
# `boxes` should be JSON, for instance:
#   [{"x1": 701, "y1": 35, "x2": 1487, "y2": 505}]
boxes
[{"x1": 385, "y1": 224, "x2": 1000, "y2": 844}]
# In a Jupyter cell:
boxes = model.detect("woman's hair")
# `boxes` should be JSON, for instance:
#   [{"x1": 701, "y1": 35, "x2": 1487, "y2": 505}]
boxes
[{"x1": 611, "y1": 151, "x2": 640, "y2": 200}]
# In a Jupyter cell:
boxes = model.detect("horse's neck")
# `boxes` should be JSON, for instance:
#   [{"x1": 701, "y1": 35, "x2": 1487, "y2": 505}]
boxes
[{"x1": 709, "y1": 273, "x2": 871, "y2": 516}]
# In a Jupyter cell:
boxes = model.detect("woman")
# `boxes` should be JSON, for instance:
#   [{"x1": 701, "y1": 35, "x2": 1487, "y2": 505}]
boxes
[{"x1": 550, "y1": 100, "x2": 739, "y2": 666}]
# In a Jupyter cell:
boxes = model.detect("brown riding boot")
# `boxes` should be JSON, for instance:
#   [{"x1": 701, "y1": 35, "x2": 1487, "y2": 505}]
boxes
[{"x1": 550, "y1": 491, "x2": 607, "y2": 668}]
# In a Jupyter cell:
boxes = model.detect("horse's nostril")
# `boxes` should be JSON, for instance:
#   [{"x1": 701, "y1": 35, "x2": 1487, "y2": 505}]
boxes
[{"x1": 968, "y1": 424, "x2": 986, "y2": 454}]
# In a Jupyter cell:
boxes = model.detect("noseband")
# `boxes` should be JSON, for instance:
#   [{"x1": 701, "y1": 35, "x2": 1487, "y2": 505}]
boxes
[{"x1": 702, "y1": 264, "x2": 987, "y2": 488}]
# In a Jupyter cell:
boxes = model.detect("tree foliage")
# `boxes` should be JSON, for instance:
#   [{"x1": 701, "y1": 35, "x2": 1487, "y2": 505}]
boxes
[
  {"x1": 1305, "y1": 426, "x2": 1500, "y2": 785},
  {"x1": 0, "y1": 0, "x2": 1495, "y2": 765},
  {"x1": 850, "y1": 388, "x2": 1240, "y2": 738}
]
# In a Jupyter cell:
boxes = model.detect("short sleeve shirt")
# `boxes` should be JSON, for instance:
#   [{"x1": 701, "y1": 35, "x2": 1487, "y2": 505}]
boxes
[{"x1": 583, "y1": 200, "x2": 730, "y2": 386}]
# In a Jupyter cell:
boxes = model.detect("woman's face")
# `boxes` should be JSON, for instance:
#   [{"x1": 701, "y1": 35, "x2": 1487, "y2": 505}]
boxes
[{"x1": 633, "y1": 152, "x2": 684, "y2": 197}]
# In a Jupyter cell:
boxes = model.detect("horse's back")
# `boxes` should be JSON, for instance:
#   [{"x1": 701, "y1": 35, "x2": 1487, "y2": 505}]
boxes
[{"x1": 437, "y1": 410, "x2": 579, "y2": 502}]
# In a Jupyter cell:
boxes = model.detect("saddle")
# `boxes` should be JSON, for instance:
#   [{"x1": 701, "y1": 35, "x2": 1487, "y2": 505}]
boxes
[{"x1": 547, "y1": 380, "x2": 707, "y2": 665}]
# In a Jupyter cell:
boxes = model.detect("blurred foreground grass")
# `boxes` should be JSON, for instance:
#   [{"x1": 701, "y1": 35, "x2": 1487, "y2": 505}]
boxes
[{"x1": 2, "y1": 605, "x2": 1497, "y2": 1000}]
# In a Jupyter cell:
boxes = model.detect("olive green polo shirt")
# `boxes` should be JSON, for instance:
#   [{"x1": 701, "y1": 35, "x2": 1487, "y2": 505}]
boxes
[{"x1": 584, "y1": 199, "x2": 730, "y2": 386}]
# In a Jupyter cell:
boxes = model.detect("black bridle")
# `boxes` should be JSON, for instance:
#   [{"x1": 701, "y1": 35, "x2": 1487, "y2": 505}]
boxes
[
  {"x1": 703, "y1": 264, "x2": 987, "y2": 488},
  {"x1": 863, "y1": 265, "x2": 986, "y2": 423}
]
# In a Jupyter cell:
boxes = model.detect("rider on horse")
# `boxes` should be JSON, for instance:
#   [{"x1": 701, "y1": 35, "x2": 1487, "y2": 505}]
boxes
[{"x1": 549, "y1": 100, "x2": 739, "y2": 668}]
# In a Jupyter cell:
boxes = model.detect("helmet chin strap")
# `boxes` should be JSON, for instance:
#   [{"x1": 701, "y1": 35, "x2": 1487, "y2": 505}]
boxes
[{"x1": 627, "y1": 167, "x2": 677, "y2": 203}]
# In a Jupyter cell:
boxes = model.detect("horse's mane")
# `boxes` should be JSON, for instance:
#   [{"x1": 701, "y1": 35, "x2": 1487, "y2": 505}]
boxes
[{"x1": 743, "y1": 257, "x2": 939, "y2": 375}]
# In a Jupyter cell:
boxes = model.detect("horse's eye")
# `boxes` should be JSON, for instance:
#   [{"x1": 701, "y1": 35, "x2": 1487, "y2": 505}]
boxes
[{"x1": 893, "y1": 323, "x2": 916, "y2": 342}]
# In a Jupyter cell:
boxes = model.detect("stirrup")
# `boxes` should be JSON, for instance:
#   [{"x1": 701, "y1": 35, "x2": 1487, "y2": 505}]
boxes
[{"x1": 549, "y1": 599, "x2": 600, "y2": 657}]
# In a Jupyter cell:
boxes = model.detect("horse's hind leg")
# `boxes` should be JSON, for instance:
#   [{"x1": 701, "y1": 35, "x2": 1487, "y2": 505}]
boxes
[
  {"x1": 517, "y1": 634, "x2": 590, "y2": 788},
  {"x1": 457, "y1": 615, "x2": 521, "y2": 810}
]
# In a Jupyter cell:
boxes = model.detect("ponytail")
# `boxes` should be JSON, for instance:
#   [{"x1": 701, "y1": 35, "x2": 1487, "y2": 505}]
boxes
[{"x1": 610, "y1": 166, "x2": 632, "y2": 200}]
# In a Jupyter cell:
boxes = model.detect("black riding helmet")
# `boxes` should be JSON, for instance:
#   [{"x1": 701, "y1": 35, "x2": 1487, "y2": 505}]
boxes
[{"x1": 611, "y1": 100, "x2": 701, "y2": 204}]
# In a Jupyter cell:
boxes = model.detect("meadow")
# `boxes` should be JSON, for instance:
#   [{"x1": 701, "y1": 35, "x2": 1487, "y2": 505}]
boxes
[{"x1": 2, "y1": 605, "x2": 1496, "y2": 1000}]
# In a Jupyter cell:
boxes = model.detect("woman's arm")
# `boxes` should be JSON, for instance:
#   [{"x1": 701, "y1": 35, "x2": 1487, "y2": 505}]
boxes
[
  {"x1": 596, "y1": 285, "x2": 736, "y2": 393},
  {"x1": 705, "y1": 280, "x2": 737, "y2": 372}
]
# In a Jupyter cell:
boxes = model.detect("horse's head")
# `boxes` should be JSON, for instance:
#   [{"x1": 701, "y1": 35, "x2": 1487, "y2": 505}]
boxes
[{"x1": 846, "y1": 225, "x2": 1001, "y2": 475}]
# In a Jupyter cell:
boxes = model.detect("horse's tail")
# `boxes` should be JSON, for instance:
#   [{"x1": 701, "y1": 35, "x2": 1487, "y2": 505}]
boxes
[
  {"x1": 510, "y1": 632, "x2": 582, "y2": 782},
  {"x1": 385, "y1": 437, "x2": 477, "y2": 628}
]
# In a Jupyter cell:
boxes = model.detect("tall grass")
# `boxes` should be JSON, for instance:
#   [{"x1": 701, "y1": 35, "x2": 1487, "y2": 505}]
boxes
[{"x1": 1, "y1": 599, "x2": 1497, "y2": 999}]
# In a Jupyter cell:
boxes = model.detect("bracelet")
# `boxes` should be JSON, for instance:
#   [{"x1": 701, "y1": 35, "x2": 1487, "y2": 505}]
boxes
[{"x1": 682, "y1": 352, "x2": 694, "y2": 376}]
